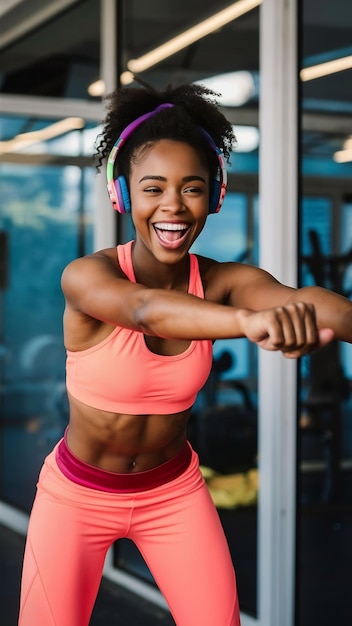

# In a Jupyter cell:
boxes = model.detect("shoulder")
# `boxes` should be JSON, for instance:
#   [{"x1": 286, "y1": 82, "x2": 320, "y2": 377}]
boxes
[
  {"x1": 61, "y1": 247, "x2": 133, "y2": 347},
  {"x1": 62, "y1": 247, "x2": 122, "y2": 278},
  {"x1": 61, "y1": 247, "x2": 127, "y2": 300}
]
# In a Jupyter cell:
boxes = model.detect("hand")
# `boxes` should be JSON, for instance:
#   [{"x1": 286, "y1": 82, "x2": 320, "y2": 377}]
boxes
[{"x1": 239, "y1": 302, "x2": 335, "y2": 358}]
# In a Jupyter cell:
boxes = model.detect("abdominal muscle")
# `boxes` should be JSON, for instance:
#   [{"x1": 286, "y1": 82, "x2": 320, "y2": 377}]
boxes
[{"x1": 65, "y1": 392, "x2": 191, "y2": 474}]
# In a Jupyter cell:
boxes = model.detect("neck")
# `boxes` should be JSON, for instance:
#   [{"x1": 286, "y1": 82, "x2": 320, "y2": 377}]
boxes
[{"x1": 132, "y1": 243, "x2": 190, "y2": 291}]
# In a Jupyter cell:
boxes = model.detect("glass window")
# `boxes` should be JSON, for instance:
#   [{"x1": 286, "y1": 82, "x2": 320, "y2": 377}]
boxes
[
  {"x1": 0, "y1": 117, "x2": 95, "y2": 512},
  {"x1": 297, "y1": 1, "x2": 352, "y2": 624},
  {"x1": 300, "y1": 196, "x2": 332, "y2": 286}
]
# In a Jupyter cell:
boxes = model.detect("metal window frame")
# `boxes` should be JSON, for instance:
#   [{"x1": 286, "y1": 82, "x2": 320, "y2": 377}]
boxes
[{"x1": 258, "y1": 2, "x2": 298, "y2": 626}]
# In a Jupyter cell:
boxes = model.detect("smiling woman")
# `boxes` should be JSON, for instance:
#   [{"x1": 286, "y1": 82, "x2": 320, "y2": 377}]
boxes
[
  {"x1": 129, "y1": 140, "x2": 209, "y2": 254},
  {"x1": 17, "y1": 78, "x2": 352, "y2": 626},
  {"x1": 1, "y1": 2, "x2": 350, "y2": 625}
]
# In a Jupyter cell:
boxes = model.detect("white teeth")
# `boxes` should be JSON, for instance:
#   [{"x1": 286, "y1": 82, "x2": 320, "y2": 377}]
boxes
[{"x1": 154, "y1": 223, "x2": 188, "y2": 231}]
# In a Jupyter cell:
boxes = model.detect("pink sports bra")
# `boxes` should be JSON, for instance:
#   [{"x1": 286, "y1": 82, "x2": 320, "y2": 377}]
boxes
[{"x1": 65, "y1": 241, "x2": 213, "y2": 414}]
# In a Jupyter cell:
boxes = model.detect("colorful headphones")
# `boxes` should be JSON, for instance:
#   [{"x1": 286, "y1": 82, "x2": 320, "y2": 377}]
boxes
[{"x1": 106, "y1": 103, "x2": 227, "y2": 214}]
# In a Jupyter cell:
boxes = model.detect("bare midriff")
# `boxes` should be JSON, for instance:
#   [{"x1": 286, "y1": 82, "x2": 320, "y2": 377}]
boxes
[{"x1": 66, "y1": 393, "x2": 191, "y2": 474}]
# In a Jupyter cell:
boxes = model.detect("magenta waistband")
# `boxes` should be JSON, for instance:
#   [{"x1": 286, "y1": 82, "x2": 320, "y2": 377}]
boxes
[{"x1": 55, "y1": 436, "x2": 192, "y2": 493}]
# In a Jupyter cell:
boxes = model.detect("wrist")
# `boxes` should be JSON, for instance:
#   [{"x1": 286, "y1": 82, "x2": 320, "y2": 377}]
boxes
[{"x1": 234, "y1": 308, "x2": 253, "y2": 337}]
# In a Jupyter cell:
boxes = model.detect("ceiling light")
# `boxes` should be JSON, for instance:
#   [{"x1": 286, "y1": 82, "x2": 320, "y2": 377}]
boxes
[
  {"x1": 120, "y1": 71, "x2": 135, "y2": 86},
  {"x1": 342, "y1": 136, "x2": 352, "y2": 151},
  {"x1": 88, "y1": 79, "x2": 106, "y2": 97},
  {"x1": 88, "y1": 73, "x2": 136, "y2": 93},
  {"x1": 0, "y1": 117, "x2": 85, "y2": 155},
  {"x1": 127, "y1": 0, "x2": 262, "y2": 74},
  {"x1": 232, "y1": 125, "x2": 259, "y2": 152},
  {"x1": 333, "y1": 149, "x2": 352, "y2": 163},
  {"x1": 195, "y1": 71, "x2": 256, "y2": 107},
  {"x1": 333, "y1": 136, "x2": 352, "y2": 163},
  {"x1": 300, "y1": 55, "x2": 352, "y2": 81}
]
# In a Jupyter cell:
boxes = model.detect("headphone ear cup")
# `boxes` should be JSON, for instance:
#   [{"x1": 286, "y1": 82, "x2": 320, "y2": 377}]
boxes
[
  {"x1": 209, "y1": 179, "x2": 220, "y2": 214},
  {"x1": 116, "y1": 176, "x2": 131, "y2": 213}
]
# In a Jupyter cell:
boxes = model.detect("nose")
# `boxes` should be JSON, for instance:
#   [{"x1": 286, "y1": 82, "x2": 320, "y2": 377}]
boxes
[{"x1": 160, "y1": 187, "x2": 185, "y2": 213}]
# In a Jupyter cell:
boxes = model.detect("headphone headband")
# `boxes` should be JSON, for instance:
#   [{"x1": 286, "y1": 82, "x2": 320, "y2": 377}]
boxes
[{"x1": 106, "y1": 103, "x2": 227, "y2": 214}]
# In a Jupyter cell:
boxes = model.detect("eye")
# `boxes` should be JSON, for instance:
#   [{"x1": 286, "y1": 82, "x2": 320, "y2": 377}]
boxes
[
  {"x1": 183, "y1": 185, "x2": 204, "y2": 194},
  {"x1": 144, "y1": 186, "x2": 162, "y2": 194}
]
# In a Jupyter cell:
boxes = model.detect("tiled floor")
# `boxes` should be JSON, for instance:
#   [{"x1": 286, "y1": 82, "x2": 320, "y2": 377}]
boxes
[{"x1": 1, "y1": 524, "x2": 175, "y2": 626}]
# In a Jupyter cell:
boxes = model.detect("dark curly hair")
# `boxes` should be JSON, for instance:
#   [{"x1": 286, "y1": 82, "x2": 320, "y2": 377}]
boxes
[{"x1": 95, "y1": 78, "x2": 235, "y2": 186}]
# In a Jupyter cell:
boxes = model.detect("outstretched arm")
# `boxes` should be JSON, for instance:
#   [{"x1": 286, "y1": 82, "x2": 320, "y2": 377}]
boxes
[
  {"x1": 222, "y1": 263, "x2": 352, "y2": 345},
  {"x1": 61, "y1": 251, "x2": 348, "y2": 358}
]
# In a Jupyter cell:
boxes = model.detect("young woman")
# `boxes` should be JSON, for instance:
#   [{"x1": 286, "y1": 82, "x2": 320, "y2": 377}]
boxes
[{"x1": 19, "y1": 81, "x2": 352, "y2": 626}]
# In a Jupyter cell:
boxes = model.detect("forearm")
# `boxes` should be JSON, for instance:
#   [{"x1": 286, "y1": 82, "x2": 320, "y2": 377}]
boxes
[
  {"x1": 134, "y1": 288, "x2": 248, "y2": 341},
  {"x1": 285, "y1": 285, "x2": 352, "y2": 343}
]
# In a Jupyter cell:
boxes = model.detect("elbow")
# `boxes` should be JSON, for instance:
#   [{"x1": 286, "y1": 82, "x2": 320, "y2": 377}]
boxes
[
  {"x1": 134, "y1": 304, "x2": 150, "y2": 333},
  {"x1": 133, "y1": 291, "x2": 160, "y2": 335}
]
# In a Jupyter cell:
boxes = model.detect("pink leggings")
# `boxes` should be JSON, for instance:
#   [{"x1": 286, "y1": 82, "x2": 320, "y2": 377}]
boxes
[{"x1": 19, "y1": 440, "x2": 240, "y2": 626}]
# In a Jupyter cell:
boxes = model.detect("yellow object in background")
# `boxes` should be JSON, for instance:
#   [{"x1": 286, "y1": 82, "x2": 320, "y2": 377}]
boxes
[{"x1": 200, "y1": 467, "x2": 258, "y2": 509}]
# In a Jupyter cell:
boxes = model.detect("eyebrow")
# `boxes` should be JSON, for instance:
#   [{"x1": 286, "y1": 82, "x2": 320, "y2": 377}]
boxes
[{"x1": 138, "y1": 175, "x2": 207, "y2": 183}]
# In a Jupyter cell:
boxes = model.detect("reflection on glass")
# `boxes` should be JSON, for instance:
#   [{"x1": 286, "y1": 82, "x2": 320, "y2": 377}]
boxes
[
  {"x1": 195, "y1": 71, "x2": 257, "y2": 107},
  {"x1": 0, "y1": 114, "x2": 100, "y2": 157}
]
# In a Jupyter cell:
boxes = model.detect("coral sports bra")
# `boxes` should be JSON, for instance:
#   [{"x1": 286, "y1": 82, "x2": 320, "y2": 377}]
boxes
[{"x1": 65, "y1": 241, "x2": 213, "y2": 414}]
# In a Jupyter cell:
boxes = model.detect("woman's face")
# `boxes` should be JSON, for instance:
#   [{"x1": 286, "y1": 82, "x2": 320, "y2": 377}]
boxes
[{"x1": 129, "y1": 139, "x2": 210, "y2": 263}]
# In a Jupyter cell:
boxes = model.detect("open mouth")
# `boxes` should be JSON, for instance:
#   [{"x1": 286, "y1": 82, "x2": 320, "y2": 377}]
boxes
[{"x1": 153, "y1": 222, "x2": 191, "y2": 245}]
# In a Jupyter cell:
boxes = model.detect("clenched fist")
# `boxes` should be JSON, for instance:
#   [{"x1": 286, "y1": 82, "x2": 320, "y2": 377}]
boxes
[{"x1": 238, "y1": 302, "x2": 335, "y2": 358}]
